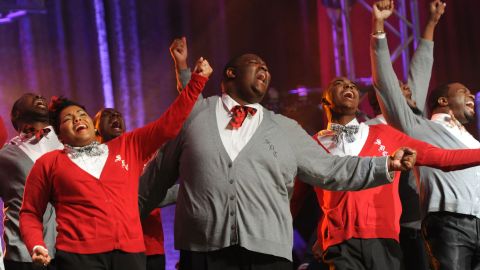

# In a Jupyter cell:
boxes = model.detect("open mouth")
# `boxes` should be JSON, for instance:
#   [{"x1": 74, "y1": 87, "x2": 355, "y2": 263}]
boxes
[
  {"x1": 33, "y1": 99, "x2": 47, "y2": 109},
  {"x1": 342, "y1": 90, "x2": 354, "y2": 100},
  {"x1": 256, "y1": 72, "x2": 267, "y2": 85},
  {"x1": 74, "y1": 124, "x2": 87, "y2": 132},
  {"x1": 466, "y1": 100, "x2": 475, "y2": 112},
  {"x1": 110, "y1": 119, "x2": 122, "y2": 131}
]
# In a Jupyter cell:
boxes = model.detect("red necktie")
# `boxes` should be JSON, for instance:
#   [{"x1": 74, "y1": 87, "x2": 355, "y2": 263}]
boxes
[{"x1": 229, "y1": 105, "x2": 257, "y2": 129}]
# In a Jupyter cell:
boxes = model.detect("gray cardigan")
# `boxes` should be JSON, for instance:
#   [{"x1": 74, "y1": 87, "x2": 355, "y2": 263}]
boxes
[
  {"x1": 0, "y1": 144, "x2": 56, "y2": 262},
  {"x1": 140, "y1": 94, "x2": 394, "y2": 260},
  {"x1": 371, "y1": 36, "x2": 480, "y2": 219}
]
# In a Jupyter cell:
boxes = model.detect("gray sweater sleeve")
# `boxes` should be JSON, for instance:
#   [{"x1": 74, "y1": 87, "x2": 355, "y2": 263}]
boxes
[
  {"x1": 285, "y1": 119, "x2": 392, "y2": 191},
  {"x1": 371, "y1": 37, "x2": 423, "y2": 132},
  {"x1": 407, "y1": 39, "x2": 434, "y2": 114},
  {"x1": 177, "y1": 68, "x2": 192, "y2": 92}
]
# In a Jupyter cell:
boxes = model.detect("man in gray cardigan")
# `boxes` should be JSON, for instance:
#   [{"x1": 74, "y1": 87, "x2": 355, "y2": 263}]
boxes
[
  {"x1": 0, "y1": 94, "x2": 61, "y2": 270},
  {"x1": 366, "y1": 1, "x2": 444, "y2": 269},
  {"x1": 371, "y1": 1, "x2": 480, "y2": 269},
  {"x1": 140, "y1": 38, "x2": 419, "y2": 270}
]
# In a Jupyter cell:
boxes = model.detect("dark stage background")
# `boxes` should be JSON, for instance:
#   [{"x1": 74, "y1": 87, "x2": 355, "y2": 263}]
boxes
[{"x1": 0, "y1": 0, "x2": 479, "y2": 269}]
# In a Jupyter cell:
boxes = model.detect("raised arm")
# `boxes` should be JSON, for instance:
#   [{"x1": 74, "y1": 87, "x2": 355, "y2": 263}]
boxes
[
  {"x1": 170, "y1": 37, "x2": 191, "y2": 92},
  {"x1": 288, "y1": 119, "x2": 416, "y2": 190},
  {"x1": 370, "y1": 0, "x2": 423, "y2": 132},
  {"x1": 388, "y1": 125, "x2": 480, "y2": 171},
  {"x1": 408, "y1": 0, "x2": 445, "y2": 113},
  {"x1": 126, "y1": 58, "x2": 212, "y2": 162},
  {"x1": 19, "y1": 159, "x2": 52, "y2": 266}
]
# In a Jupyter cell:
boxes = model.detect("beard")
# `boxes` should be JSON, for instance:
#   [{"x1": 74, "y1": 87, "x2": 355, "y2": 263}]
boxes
[{"x1": 464, "y1": 110, "x2": 476, "y2": 124}]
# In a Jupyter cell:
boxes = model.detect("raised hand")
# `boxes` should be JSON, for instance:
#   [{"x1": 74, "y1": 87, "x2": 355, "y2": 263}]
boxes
[
  {"x1": 169, "y1": 37, "x2": 188, "y2": 70},
  {"x1": 193, "y1": 57, "x2": 213, "y2": 78},
  {"x1": 388, "y1": 147, "x2": 417, "y2": 171},
  {"x1": 373, "y1": 0, "x2": 394, "y2": 21},
  {"x1": 429, "y1": 0, "x2": 446, "y2": 24},
  {"x1": 32, "y1": 246, "x2": 51, "y2": 266}
]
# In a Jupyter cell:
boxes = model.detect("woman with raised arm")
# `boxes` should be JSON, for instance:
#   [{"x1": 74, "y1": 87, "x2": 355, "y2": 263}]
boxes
[{"x1": 19, "y1": 58, "x2": 212, "y2": 270}]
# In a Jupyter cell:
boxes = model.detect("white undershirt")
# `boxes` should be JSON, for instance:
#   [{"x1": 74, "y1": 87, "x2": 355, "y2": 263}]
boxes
[
  {"x1": 10, "y1": 126, "x2": 64, "y2": 163},
  {"x1": 216, "y1": 94, "x2": 263, "y2": 161},
  {"x1": 66, "y1": 144, "x2": 109, "y2": 179},
  {"x1": 431, "y1": 113, "x2": 480, "y2": 149}
]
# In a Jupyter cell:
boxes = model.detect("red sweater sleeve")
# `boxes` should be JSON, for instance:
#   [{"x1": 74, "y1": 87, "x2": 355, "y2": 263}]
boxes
[
  {"x1": 19, "y1": 155, "x2": 54, "y2": 253},
  {"x1": 0, "y1": 116, "x2": 7, "y2": 145},
  {"x1": 392, "y1": 127, "x2": 480, "y2": 171},
  {"x1": 125, "y1": 73, "x2": 208, "y2": 162}
]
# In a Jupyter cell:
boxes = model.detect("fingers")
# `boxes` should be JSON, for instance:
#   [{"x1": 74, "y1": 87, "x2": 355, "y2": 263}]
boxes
[
  {"x1": 193, "y1": 57, "x2": 213, "y2": 78},
  {"x1": 373, "y1": 0, "x2": 394, "y2": 20},
  {"x1": 32, "y1": 246, "x2": 51, "y2": 266},
  {"x1": 390, "y1": 147, "x2": 417, "y2": 171},
  {"x1": 430, "y1": 0, "x2": 446, "y2": 21}
]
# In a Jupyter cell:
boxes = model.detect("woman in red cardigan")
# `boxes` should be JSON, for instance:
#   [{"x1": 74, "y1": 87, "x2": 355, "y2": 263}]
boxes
[{"x1": 19, "y1": 58, "x2": 212, "y2": 270}]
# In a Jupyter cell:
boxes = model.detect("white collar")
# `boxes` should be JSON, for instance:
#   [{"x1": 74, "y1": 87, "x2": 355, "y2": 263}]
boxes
[
  {"x1": 326, "y1": 118, "x2": 360, "y2": 130},
  {"x1": 221, "y1": 94, "x2": 262, "y2": 113},
  {"x1": 10, "y1": 125, "x2": 56, "y2": 145}
]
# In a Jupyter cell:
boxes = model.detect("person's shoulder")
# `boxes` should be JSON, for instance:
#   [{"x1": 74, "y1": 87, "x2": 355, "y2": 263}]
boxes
[
  {"x1": 37, "y1": 149, "x2": 64, "y2": 162},
  {"x1": 369, "y1": 123, "x2": 402, "y2": 136},
  {"x1": 0, "y1": 143, "x2": 22, "y2": 159},
  {"x1": 267, "y1": 109, "x2": 299, "y2": 127}
]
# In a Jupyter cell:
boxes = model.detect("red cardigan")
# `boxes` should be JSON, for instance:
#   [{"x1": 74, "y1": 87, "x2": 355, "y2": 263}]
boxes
[
  {"x1": 314, "y1": 124, "x2": 480, "y2": 251},
  {"x1": 0, "y1": 116, "x2": 7, "y2": 146},
  {"x1": 19, "y1": 74, "x2": 207, "y2": 254}
]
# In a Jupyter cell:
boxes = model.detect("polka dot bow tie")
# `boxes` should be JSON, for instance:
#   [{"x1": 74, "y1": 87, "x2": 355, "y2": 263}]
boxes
[{"x1": 329, "y1": 123, "x2": 359, "y2": 143}]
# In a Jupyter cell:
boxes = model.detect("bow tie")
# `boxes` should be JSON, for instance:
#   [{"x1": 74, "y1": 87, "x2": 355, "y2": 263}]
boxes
[
  {"x1": 20, "y1": 127, "x2": 51, "y2": 143},
  {"x1": 64, "y1": 141, "x2": 105, "y2": 159},
  {"x1": 329, "y1": 123, "x2": 359, "y2": 143},
  {"x1": 229, "y1": 105, "x2": 257, "y2": 129}
]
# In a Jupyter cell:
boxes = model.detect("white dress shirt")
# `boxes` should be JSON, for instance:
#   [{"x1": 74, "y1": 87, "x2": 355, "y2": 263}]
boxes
[
  {"x1": 431, "y1": 113, "x2": 480, "y2": 149},
  {"x1": 10, "y1": 126, "x2": 63, "y2": 163},
  {"x1": 317, "y1": 118, "x2": 370, "y2": 157},
  {"x1": 216, "y1": 94, "x2": 263, "y2": 161}
]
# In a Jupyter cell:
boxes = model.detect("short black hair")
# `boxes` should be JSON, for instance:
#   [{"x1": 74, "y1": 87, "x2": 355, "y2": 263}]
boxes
[
  {"x1": 10, "y1": 93, "x2": 36, "y2": 131},
  {"x1": 222, "y1": 54, "x2": 244, "y2": 82},
  {"x1": 428, "y1": 83, "x2": 451, "y2": 113},
  {"x1": 48, "y1": 96, "x2": 86, "y2": 134}
]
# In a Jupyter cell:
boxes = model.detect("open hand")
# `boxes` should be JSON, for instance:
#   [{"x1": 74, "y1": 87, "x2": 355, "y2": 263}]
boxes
[
  {"x1": 193, "y1": 57, "x2": 213, "y2": 78},
  {"x1": 169, "y1": 37, "x2": 188, "y2": 70},
  {"x1": 388, "y1": 147, "x2": 417, "y2": 171}
]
